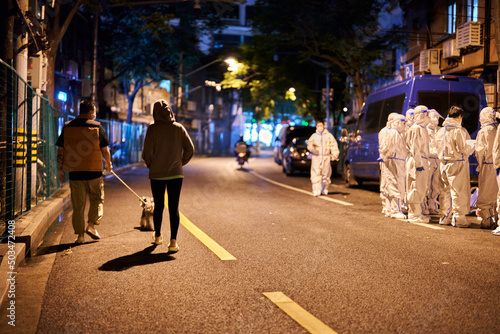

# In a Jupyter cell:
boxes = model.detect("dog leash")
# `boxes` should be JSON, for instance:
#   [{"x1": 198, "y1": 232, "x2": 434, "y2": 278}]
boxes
[{"x1": 110, "y1": 170, "x2": 146, "y2": 205}]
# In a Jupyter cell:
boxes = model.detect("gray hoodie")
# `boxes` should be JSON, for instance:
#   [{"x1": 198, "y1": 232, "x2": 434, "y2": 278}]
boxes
[{"x1": 142, "y1": 99, "x2": 194, "y2": 179}]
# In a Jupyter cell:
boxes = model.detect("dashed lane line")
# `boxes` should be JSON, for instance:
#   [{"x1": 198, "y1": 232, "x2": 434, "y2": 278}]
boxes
[
  {"x1": 263, "y1": 292, "x2": 338, "y2": 334},
  {"x1": 250, "y1": 171, "x2": 353, "y2": 206}
]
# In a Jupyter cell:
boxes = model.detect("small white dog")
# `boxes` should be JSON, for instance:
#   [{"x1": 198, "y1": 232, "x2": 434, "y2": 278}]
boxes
[{"x1": 140, "y1": 197, "x2": 155, "y2": 231}]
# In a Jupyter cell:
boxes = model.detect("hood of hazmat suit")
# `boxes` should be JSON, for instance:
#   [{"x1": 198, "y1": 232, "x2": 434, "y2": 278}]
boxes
[{"x1": 438, "y1": 116, "x2": 473, "y2": 161}]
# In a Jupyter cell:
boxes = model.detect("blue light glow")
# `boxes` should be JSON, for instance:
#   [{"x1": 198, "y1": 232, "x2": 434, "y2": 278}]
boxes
[{"x1": 57, "y1": 91, "x2": 67, "y2": 102}]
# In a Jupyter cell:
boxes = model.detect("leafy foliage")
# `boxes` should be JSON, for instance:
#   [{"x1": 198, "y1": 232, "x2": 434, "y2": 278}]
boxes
[{"x1": 252, "y1": 0, "x2": 402, "y2": 109}]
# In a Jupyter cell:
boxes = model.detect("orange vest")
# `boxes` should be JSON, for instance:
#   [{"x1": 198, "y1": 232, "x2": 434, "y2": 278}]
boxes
[{"x1": 62, "y1": 126, "x2": 103, "y2": 172}]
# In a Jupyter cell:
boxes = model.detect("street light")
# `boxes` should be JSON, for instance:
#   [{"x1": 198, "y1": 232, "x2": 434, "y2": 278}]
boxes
[{"x1": 177, "y1": 57, "x2": 236, "y2": 108}]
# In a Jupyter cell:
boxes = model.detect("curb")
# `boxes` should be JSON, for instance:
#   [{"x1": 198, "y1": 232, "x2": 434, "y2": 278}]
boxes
[{"x1": 0, "y1": 163, "x2": 144, "y2": 309}]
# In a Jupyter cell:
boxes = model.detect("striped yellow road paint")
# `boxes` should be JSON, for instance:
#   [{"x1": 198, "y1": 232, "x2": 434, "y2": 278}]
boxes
[
  {"x1": 164, "y1": 192, "x2": 236, "y2": 261},
  {"x1": 251, "y1": 171, "x2": 353, "y2": 206},
  {"x1": 179, "y1": 212, "x2": 237, "y2": 261},
  {"x1": 263, "y1": 292, "x2": 338, "y2": 334}
]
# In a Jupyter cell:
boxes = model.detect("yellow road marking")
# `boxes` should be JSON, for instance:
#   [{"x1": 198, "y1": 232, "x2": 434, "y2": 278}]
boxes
[
  {"x1": 164, "y1": 192, "x2": 236, "y2": 260},
  {"x1": 179, "y1": 212, "x2": 237, "y2": 261},
  {"x1": 263, "y1": 292, "x2": 338, "y2": 334},
  {"x1": 251, "y1": 171, "x2": 353, "y2": 206}
]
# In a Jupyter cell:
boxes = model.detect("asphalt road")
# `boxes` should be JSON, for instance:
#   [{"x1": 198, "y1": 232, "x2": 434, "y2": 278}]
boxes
[{"x1": 2, "y1": 152, "x2": 500, "y2": 333}]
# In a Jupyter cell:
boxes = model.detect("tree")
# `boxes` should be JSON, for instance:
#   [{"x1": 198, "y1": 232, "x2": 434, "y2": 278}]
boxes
[
  {"x1": 253, "y1": 0, "x2": 400, "y2": 111},
  {"x1": 101, "y1": 3, "x2": 222, "y2": 123},
  {"x1": 44, "y1": 0, "x2": 88, "y2": 106}
]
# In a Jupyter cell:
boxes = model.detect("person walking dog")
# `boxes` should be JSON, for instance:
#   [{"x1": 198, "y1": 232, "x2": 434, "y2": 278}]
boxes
[{"x1": 56, "y1": 99, "x2": 113, "y2": 244}]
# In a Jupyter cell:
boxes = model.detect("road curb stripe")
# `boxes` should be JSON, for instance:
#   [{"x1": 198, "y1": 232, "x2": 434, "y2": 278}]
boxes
[
  {"x1": 250, "y1": 171, "x2": 353, "y2": 206},
  {"x1": 179, "y1": 212, "x2": 237, "y2": 261},
  {"x1": 395, "y1": 218, "x2": 446, "y2": 230},
  {"x1": 263, "y1": 292, "x2": 338, "y2": 334}
]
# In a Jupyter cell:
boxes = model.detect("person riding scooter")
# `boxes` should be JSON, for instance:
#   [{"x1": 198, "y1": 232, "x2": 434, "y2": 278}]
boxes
[{"x1": 235, "y1": 135, "x2": 251, "y2": 165}]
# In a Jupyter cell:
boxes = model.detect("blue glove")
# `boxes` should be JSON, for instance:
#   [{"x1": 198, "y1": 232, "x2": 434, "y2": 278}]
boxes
[
  {"x1": 377, "y1": 157, "x2": 383, "y2": 162},
  {"x1": 416, "y1": 166, "x2": 424, "y2": 171}
]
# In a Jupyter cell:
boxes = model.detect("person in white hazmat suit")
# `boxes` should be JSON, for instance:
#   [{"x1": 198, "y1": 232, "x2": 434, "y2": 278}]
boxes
[
  {"x1": 307, "y1": 120, "x2": 340, "y2": 197},
  {"x1": 378, "y1": 115, "x2": 395, "y2": 216},
  {"x1": 379, "y1": 113, "x2": 408, "y2": 219},
  {"x1": 406, "y1": 105, "x2": 431, "y2": 223},
  {"x1": 426, "y1": 109, "x2": 444, "y2": 215},
  {"x1": 475, "y1": 107, "x2": 498, "y2": 229},
  {"x1": 491, "y1": 112, "x2": 500, "y2": 235},
  {"x1": 436, "y1": 106, "x2": 475, "y2": 227}
]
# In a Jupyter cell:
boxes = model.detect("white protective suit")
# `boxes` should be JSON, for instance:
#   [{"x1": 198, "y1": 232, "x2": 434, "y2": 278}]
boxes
[
  {"x1": 475, "y1": 107, "x2": 498, "y2": 228},
  {"x1": 426, "y1": 109, "x2": 443, "y2": 214},
  {"x1": 307, "y1": 126, "x2": 340, "y2": 196},
  {"x1": 437, "y1": 116, "x2": 474, "y2": 227},
  {"x1": 406, "y1": 105, "x2": 431, "y2": 223},
  {"x1": 379, "y1": 113, "x2": 401, "y2": 216},
  {"x1": 380, "y1": 114, "x2": 408, "y2": 219}
]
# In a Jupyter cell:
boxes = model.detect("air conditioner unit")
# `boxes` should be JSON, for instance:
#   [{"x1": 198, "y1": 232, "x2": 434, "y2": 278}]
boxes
[
  {"x1": 443, "y1": 39, "x2": 460, "y2": 59},
  {"x1": 457, "y1": 21, "x2": 483, "y2": 49},
  {"x1": 419, "y1": 49, "x2": 441, "y2": 74}
]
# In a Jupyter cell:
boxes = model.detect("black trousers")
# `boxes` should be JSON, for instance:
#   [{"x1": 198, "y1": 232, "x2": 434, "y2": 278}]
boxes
[{"x1": 150, "y1": 178, "x2": 183, "y2": 239}]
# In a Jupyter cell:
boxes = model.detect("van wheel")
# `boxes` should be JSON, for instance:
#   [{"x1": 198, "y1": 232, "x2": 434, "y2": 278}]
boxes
[{"x1": 344, "y1": 163, "x2": 357, "y2": 187}]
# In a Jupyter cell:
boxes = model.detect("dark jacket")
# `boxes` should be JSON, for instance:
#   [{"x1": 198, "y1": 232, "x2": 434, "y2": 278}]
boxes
[{"x1": 142, "y1": 99, "x2": 194, "y2": 179}]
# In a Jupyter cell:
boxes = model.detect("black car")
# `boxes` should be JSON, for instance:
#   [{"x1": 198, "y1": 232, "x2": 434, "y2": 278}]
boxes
[
  {"x1": 273, "y1": 125, "x2": 315, "y2": 165},
  {"x1": 282, "y1": 137, "x2": 312, "y2": 175}
]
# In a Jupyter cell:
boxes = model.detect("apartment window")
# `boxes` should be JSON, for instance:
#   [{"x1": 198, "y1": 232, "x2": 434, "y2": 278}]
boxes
[
  {"x1": 448, "y1": 3, "x2": 456, "y2": 33},
  {"x1": 466, "y1": 0, "x2": 478, "y2": 22}
]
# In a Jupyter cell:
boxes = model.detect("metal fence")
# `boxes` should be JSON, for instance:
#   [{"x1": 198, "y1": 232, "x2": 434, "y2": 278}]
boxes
[
  {"x1": 1, "y1": 59, "x2": 147, "y2": 225},
  {"x1": 1, "y1": 59, "x2": 60, "y2": 224}
]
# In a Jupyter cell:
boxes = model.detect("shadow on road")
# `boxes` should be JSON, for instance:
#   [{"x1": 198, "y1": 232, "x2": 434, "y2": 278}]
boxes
[
  {"x1": 99, "y1": 245, "x2": 175, "y2": 271},
  {"x1": 35, "y1": 241, "x2": 96, "y2": 256}
]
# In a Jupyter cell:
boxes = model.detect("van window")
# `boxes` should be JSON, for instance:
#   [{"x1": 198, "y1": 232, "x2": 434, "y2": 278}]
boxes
[
  {"x1": 363, "y1": 94, "x2": 405, "y2": 135},
  {"x1": 363, "y1": 100, "x2": 384, "y2": 134},
  {"x1": 418, "y1": 91, "x2": 480, "y2": 134},
  {"x1": 380, "y1": 94, "x2": 406, "y2": 129}
]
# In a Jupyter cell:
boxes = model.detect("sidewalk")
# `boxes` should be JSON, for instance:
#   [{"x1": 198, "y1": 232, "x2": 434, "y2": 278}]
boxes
[{"x1": 0, "y1": 163, "x2": 143, "y2": 308}]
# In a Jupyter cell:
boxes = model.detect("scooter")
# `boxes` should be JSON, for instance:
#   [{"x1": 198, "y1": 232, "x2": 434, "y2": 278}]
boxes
[{"x1": 236, "y1": 151, "x2": 246, "y2": 168}]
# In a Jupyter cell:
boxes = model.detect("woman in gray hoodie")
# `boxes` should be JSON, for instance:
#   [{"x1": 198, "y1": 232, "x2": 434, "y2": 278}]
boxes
[{"x1": 142, "y1": 99, "x2": 195, "y2": 251}]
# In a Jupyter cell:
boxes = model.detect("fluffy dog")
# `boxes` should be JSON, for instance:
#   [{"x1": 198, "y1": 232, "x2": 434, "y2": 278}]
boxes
[{"x1": 140, "y1": 197, "x2": 155, "y2": 231}]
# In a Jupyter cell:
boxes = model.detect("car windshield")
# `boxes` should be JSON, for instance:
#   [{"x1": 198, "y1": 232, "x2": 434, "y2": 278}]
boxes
[
  {"x1": 285, "y1": 127, "x2": 315, "y2": 144},
  {"x1": 293, "y1": 137, "x2": 308, "y2": 149}
]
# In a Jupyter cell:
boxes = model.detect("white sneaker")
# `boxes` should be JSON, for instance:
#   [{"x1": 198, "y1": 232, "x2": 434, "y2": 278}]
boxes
[
  {"x1": 321, "y1": 188, "x2": 329, "y2": 195},
  {"x1": 313, "y1": 190, "x2": 321, "y2": 197},
  {"x1": 86, "y1": 224, "x2": 101, "y2": 240},
  {"x1": 152, "y1": 233, "x2": 163, "y2": 245},
  {"x1": 492, "y1": 226, "x2": 500, "y2": 235}
]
